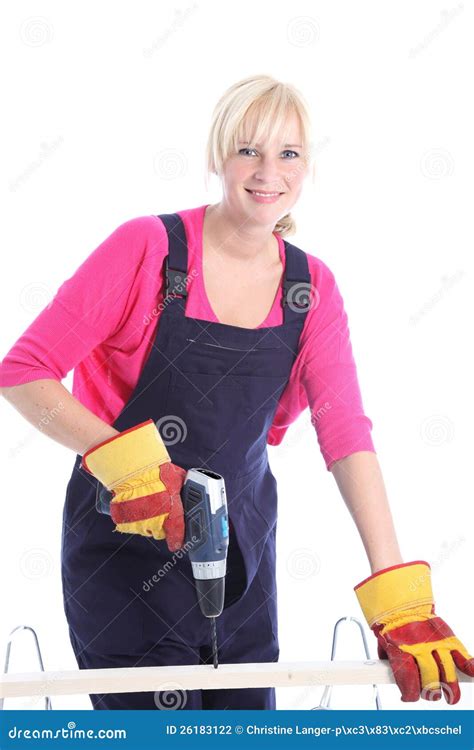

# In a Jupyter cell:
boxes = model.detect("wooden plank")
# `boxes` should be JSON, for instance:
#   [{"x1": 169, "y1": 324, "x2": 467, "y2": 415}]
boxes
[{"x1": 0, "y1": 661, "x2": 471, "y2": 699}]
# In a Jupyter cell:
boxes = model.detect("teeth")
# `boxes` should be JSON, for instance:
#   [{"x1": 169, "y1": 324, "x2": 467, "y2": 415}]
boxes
[{"x1": 252, "y1": 191, "x2": 279, "y2": 196}]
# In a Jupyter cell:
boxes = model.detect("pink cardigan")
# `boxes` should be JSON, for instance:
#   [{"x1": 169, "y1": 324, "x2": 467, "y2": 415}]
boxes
[{"x1": 0, "y1": 204, "x2": 375, "y2": 470}]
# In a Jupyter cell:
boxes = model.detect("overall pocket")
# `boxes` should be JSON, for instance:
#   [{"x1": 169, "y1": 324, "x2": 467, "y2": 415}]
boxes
[
  {"x1": 167, "y1": 370, "x2": 249, "y2": 455},
  {"x1": 167, "y1": 369, "x2": 288, "y2": 458}
]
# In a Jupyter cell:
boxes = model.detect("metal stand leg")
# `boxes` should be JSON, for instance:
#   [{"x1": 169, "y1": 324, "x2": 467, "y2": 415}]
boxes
[
  {"x1": 312, "y1": 616, "x2": 382, "y2": 710},
  {"x1": 0, "y1": 626, "x2": 52, "y2": 710}
]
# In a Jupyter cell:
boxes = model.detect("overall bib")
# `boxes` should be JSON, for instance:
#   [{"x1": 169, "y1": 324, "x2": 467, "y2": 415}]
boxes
[{"x1": 61, "y1": 212, "x2": 311, "y2": 710}]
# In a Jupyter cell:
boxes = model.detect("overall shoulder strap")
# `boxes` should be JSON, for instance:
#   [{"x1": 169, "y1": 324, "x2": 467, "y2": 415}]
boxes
[
  {"x1": 156, "y1": 213, "x2": 188, "y2": 299},
  {"x1": 281, "y1": 240, "x2": 313, "y2": 318}
]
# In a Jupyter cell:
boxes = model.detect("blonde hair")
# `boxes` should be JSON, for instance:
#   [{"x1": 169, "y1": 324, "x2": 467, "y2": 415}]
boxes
[{"x1": 205, "y1": 75, "x2": 315, "y2": 238}]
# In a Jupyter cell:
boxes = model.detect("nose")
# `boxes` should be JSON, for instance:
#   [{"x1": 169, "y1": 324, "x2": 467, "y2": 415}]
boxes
[{"x1": 253, "y1": 157, "x2": 287, "y2": 192}]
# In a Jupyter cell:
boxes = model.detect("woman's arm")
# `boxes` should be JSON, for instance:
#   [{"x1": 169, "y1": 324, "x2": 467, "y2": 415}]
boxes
[
  {"x1": 1, "y1": 380, "x2": 119, "y2": 455},
  {"x1": 330, "y1": 450, "x2": 403, "y2": 574}
]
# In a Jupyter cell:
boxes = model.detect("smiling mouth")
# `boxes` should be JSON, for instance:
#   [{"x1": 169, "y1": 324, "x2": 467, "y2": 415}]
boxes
[{"x1": 244, "y1": 189, "x2": 284, "y2": 196}]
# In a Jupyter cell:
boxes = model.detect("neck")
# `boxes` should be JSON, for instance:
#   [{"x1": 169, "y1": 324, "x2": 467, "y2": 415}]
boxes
[{"x1": 203, "y1": 202, "x2": 279, "y2": 265}]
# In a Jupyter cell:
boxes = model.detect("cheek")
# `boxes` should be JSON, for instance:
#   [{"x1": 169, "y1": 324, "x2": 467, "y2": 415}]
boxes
[
  {"x1": 284, "y1": 163, "x2": 308, "y2": 192},
  {"x1": 228, "y1": 164, "x2": 248, "y2": 183},
  {"x1": 222, "y1": 157, "x2": 251, "y2": 184}
]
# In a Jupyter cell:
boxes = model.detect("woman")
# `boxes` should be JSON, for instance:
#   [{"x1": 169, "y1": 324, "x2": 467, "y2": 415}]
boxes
[{"x1": 1, "y1": 74, "x2": 472, "y2": 711}]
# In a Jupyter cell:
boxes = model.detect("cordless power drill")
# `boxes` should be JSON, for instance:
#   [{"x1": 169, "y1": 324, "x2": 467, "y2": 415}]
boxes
[{"x1": 96, "y1": 466, "x2": 229, "y2": 668}]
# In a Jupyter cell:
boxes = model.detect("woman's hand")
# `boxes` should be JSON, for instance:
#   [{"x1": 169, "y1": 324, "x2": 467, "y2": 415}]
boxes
[
  {"x1": 354, "y1": 560, "x2": 474, "y2": 704},
  {"x1": 82, "y1": 419, "x2": 187, "y2": 551}
]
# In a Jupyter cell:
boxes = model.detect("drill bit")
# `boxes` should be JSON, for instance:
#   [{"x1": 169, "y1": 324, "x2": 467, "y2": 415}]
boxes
[{"x1": 210, "y1": 617, "x2": 218, "y2": 669}]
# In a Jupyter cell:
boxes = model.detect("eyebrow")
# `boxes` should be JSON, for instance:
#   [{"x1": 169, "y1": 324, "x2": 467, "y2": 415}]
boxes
[{"x1": 238, "y1": 141, "x2": 302, "y2": 148}]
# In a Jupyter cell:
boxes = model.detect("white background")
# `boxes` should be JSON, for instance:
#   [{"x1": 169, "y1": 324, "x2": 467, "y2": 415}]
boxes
[{"x1": 0, "y1": 0, "x2": 472, "y2": 711}]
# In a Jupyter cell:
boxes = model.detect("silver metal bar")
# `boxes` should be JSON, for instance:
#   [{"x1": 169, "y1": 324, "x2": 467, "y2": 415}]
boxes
[
  {"x1": 1, "y1": 626, "x2": 52, "y2": 710},
  {"x1": 313, "y1": 616, "x2": 382, "y2": 710}
]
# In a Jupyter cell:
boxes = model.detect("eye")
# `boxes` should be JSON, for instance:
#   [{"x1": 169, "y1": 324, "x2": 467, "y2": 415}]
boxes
[{"x1": 237, "y1": 147, "x2": 300, "y2": 159}]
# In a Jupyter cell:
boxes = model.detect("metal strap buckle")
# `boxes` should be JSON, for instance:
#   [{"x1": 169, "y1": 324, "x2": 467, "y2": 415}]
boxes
[
  {"x1": 281, "y1": 279, "x2": 312, "y2": 309},
  {"x1": 164, "y1": 256, "x2": 188, "y2": 298}
]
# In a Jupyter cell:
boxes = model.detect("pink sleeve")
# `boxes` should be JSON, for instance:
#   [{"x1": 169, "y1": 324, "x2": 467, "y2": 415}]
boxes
[
  {"x1": 300, "y1": 258, "x2": 375, "y2": 470},
  {"x1": 0, "y1": 217, "x2": 159, "y2": 387}
]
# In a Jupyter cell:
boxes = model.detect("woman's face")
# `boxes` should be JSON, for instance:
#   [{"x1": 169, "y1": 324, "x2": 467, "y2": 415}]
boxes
[{"x1": 218, "y1": 111, "x2": 310, "y2": 228}]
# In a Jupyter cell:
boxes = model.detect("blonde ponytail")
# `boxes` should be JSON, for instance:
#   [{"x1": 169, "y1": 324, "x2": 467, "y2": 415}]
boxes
[{"x1": 274, "y1": 212, "x2": 296, "y2": 238}]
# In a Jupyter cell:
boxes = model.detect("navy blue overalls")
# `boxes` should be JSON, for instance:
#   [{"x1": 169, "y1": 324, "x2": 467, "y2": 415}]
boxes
[{"x1": 61, "y1": 212, "x2": 311, "y2": 710}]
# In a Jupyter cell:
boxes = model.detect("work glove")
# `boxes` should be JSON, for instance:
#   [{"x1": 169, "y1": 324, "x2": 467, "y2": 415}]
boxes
[
  {"x1": 81, "y1": 419, "x2": 186, "y2": 551},
  {"x1": 354, "y1": 560, "x2": 474, "y2": 704}
]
